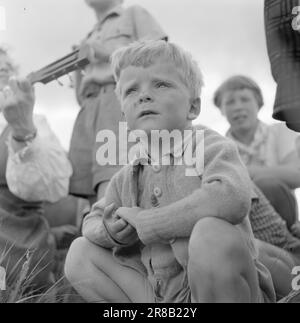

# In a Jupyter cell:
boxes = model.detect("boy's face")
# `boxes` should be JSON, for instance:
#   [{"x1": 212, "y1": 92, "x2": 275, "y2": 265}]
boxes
[
  {"x1": 220, "y1": 88, "x2": 259, "y2": 133},
  {"x1": 118, "y1": 61, "x2": 200, "y2": 134}
]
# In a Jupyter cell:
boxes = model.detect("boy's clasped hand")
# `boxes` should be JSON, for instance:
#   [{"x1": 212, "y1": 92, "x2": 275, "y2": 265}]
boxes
[{"x1": 103, "y1": 203, "x2": 142, "y2": 245}]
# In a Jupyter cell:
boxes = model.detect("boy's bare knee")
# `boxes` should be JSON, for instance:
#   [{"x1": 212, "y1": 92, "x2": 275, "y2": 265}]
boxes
[
  {"x1": 189, "y1": 217, "x2": 247, "y2": 268},
  {"x1": 188, "y1": 218, "x2": 256, "y2": 302},
  {"x1": 64, "y1": 237, "x2": 91, "y2": 283}
]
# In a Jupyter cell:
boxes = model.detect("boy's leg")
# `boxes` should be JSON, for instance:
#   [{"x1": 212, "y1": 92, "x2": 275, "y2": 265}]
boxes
[
  {"x1": 256, "y1": 239, "x2": 295, "y2": 300},
  {"x1": 188, "y1": 218, "x2": 261, "y2": 303},
  {"x1": 65, "y1": 237, "x2": 153, "y2": 303}
]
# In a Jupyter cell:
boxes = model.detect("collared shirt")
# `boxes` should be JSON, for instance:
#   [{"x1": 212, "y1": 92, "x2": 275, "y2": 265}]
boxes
[
  {"x1": 0, "y1": 113, "x2": 72, "y2": 203},
  {"x1": 129, "y1": 128, "x2": 205, "y2": 177},
  {"x1": 227, "y1": 121, "x2": 300, "y2": 167},
  {"x1": 78, "y1": 4, "x2": 167, "y2": 99}
]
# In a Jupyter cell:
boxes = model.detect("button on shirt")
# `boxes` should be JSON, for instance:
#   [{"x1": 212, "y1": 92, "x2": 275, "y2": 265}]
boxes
[{"x1": 0, "y1": 113, "x2": 72, "y2": 203}]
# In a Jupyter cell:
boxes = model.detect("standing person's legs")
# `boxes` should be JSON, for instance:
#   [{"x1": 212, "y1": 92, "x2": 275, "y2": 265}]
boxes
[
  {"x1": 65, "y1": 237, "x2": 154, "y2": 303},
  {"x1": 254, "y1": 177, "x2": 298, "y2": 229},
  {"x1": 69, "y1": 92, "x2": 102, "y2": 200},
  {"x1": 92, "y1": 85, "x2": 128, "y2": 199},
  {"x1": 69, "y1": 84, "x2": 126, "y2": 202},
  {"x1": 187, "y1": 218, "x2": 274, "y2": 303}
]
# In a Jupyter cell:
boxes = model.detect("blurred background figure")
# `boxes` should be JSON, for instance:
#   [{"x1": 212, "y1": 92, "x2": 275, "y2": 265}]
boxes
[
  {"x1": 0, "y1": 46, "x2": 74, "y2": 290},
  {"x1": 214, "y1": 75, "x2": 300, "y2": 230}
]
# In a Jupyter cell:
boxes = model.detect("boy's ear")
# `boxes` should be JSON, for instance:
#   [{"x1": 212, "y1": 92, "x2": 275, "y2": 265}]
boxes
[{"x1": 188, "y1": 98, "x2": 201, "y2": 121}]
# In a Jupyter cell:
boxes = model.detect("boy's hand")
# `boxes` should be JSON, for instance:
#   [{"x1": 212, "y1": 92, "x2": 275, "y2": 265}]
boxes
[
  {"x1": 114, "y1": 207, "x2": 143, "y2": 229},
  {"x1": 103, "y1": 204, "x2": 139, "y2": 245},
  {"x1": 291, "y1": 222, "x2": 300, "y2": 239}
]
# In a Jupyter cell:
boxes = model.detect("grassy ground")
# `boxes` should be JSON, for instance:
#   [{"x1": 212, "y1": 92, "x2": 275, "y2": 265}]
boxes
[
  {"x1": 1, "y1": 245, "x2": 299, "y2": 303},
  {"x1": 0, "y1": 248, "x2": 84, "y2": 303}
]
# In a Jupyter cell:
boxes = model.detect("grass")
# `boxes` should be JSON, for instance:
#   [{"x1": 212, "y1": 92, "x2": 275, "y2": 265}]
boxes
[
  {"x1": 0, "y1": 247, "x2": 83, "y2": 303},
  {"x1": 1, "y1": 245, "x2": 299, "y2": 303}
]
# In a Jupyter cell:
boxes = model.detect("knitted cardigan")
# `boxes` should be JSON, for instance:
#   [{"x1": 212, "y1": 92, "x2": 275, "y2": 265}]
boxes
[{"x1": 83, "y1": 126, "x2": 276, "y2": 302}]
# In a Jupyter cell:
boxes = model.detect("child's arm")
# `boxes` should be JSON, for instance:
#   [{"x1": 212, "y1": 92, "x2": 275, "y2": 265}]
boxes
[
  {"x1": 117, "y1": 132, "x2": 252, "y2": 246},
  {"x1": 82, "y1": 172, "x2": 140, "y2": 248},
  {"x1": 103, "y1": 207, "x2": 141, "y2": 246},
  {"x1": 82, "y1": 198, "x2": 120, "y2": 249}
]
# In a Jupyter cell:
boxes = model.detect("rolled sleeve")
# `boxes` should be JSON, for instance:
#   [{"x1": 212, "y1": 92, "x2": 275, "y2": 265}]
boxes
[
  {"x1": 83, "y1": 177, "x2": 124, "y2": 248},
  {"x1": 6, "y1": 115, "x2": 73, "y2": 203}
]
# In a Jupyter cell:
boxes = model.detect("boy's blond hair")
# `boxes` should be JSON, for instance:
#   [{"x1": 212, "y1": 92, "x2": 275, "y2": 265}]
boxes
[{"x1": 111, "y1": 40, "x2": 204, "y2": 99}]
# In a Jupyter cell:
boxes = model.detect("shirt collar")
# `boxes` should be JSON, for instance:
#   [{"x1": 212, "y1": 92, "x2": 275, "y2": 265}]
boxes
[
  {"x1": 96, "y1": 4, "x2": 123, "y2": 27},
  {"x1": 129, "y1": 128, "x2": 194, "y2": 166}
]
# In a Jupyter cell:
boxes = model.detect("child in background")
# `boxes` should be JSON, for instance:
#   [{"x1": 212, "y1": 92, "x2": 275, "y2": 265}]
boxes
[
  {"x1": 214, "y1": 75, "x2": 300, "y2": 230},
  {"x1": 65, "y1": 41, "x2": 275, "y2": 303}
]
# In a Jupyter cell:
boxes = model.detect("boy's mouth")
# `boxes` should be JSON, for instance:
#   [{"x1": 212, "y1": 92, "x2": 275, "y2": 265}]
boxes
[
  {"x1": 233, "y1": 114, "x2": 247, "y2": 123},
  {"x1": 138, "y1": 110, "x2": 159, "y2": 118}
]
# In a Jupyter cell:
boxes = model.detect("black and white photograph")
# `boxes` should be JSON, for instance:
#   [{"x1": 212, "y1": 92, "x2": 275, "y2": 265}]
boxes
[{"x1": 0, "y1": 0, "x2": 300, "y2": 306}]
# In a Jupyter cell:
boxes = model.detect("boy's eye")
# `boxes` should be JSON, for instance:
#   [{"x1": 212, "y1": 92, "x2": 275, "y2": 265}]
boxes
[
  {"x1": 225, "y1": 99, "x2": 234, "y2": 106},
  {"x1": 155, "y1": 82, "x2": 170, "y2": 89},
  {"x1": 124, "y1": 87, "x2": 137, "y2": 97}
]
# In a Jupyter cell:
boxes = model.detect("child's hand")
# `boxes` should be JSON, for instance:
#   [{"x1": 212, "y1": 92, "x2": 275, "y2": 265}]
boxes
[
  {"x1": 114, "y1": 207, "x2": 143, "y2": 229},
  {"x1": 291, "y1": 222, "x2": 300, "y2": 239},
  {"x1": 103, "y1": 204, "x2": 139, "y2": 245}
]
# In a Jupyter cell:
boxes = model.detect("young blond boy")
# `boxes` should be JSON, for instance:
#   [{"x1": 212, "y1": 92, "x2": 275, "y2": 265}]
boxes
[{"x1": 65, "y1": 41, "x2": 275, "y2": 303}]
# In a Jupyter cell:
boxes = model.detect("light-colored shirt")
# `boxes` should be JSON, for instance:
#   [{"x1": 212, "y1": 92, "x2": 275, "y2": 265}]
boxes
[
  {"x1": 78, "y1": 4, "x2": 167, "y2": 98},
  {"x1": 227, "y1": 121, "x2": 300, "y2": 167},
  {"x1": 0, "y1": 113, "x2": 72, "y2": 203}
]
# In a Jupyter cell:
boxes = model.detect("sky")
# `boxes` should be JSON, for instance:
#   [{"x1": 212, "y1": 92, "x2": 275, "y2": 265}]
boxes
[
  {"x1": 0, "y1": 0, "x2": 278, "y2": 149},
  {"x1": 3, "y1": 0, "x2": 300, "y2": 212}
]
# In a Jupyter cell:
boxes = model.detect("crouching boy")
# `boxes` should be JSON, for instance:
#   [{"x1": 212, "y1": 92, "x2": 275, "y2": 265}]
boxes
[{"x1": 65, "y1": 41, "x2": 275, "y2": 303}]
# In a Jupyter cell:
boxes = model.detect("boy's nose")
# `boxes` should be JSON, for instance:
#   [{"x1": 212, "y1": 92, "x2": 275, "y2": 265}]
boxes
[
  {"x1": 232, "y1": 102, "x2": 244, "y2": 112},
  {"x1": 139, "y1": 93, "x2": 153, "y2": 104}
]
